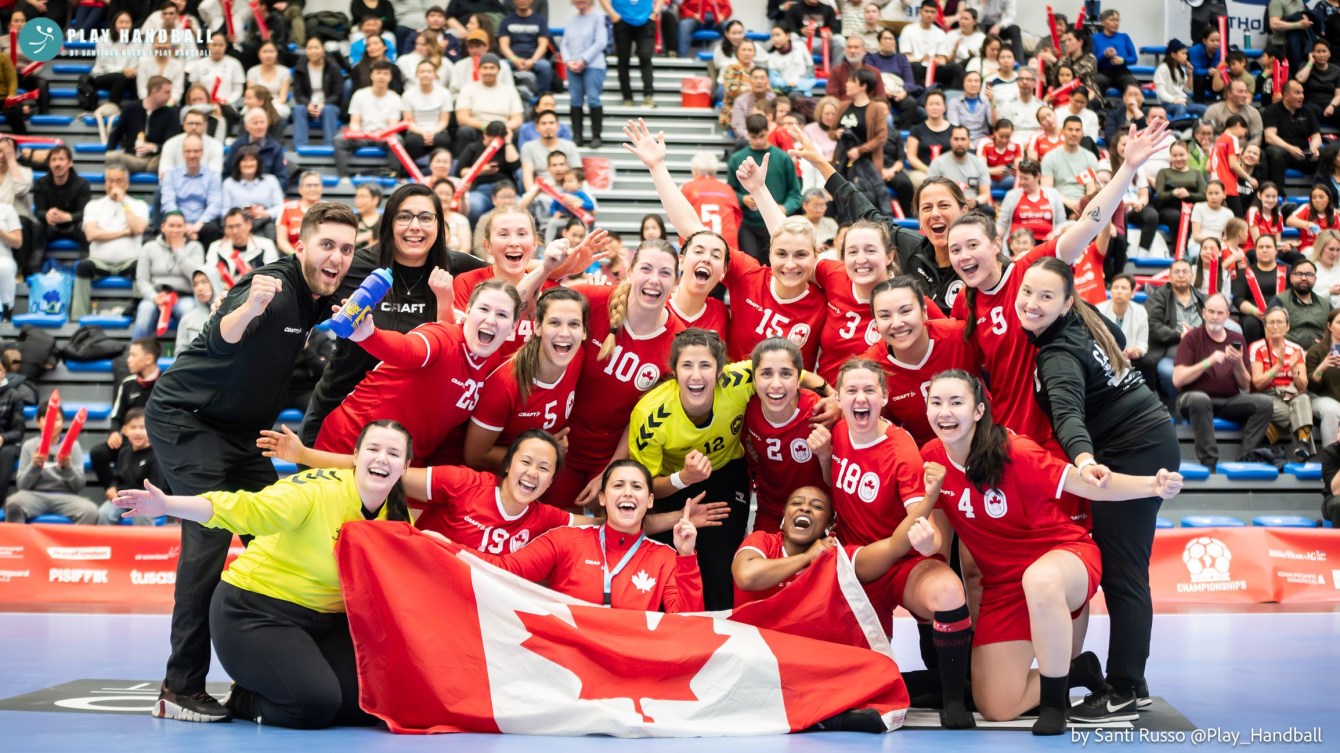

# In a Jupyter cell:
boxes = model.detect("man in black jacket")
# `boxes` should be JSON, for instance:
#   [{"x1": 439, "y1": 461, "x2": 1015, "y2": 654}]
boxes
[
  {"x1": 291, "y1": 37, "x2": 344, "y2": 148},
  {"x1": 90, "y1": 338, "x2": 161, "y2": 502},
  {"x1": 31, "y1": 146, "x2": 91, "y2": 272},
  {"x1": 105, "y1": 76, "x2": 181, "y2": 175},
  {"x1": 0, "y1": 350, "x2": 26, "y2": 501},
  {"x1": 1138, "y1": 259, "x2": 1207, "y2": 399},
  {"x1": 143, "y1": 203, "x2": 357, "y2": 723}
]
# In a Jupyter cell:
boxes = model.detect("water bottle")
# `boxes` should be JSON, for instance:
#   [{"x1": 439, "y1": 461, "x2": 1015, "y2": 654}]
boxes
[{"x1": 329, "y1": 268, "x2": 393, "y2": 339}]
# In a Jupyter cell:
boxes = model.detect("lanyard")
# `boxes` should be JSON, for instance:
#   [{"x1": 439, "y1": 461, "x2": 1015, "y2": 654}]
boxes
[{"x1": 598, "y1": 525, "x2": 645, "y2": 607}]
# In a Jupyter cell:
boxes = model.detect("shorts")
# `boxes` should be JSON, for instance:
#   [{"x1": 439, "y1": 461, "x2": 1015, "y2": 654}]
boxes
[
  {"x1": 862, "y1": 553, "x2": 948, "y2": 632},
  {"x1": 973, "y1": 539, "x2": 1102, "y2": 647}
]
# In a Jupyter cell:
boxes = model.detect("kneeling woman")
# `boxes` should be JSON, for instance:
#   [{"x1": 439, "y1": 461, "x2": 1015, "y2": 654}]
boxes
[
  {"x1": 471, "y1": 459, "x2": 704, "y2": 612},
  {"x1": 117, "y1": 421, "x2": 413, "y2": 729},
  {"x1": 921, "y1": 373, "x2": 1181, "y2": 736}
]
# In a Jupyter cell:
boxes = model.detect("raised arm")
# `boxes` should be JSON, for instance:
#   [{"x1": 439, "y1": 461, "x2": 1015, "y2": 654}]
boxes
[
  {"x1": 735, "y1": 152, "x2": 788, "y2": 235},
  {"x1": 622, "y1": 118, "x2": 706, "y2": 235},
  {"x1": 733, "y1": 536, "x2": 834, "y2": 592}
]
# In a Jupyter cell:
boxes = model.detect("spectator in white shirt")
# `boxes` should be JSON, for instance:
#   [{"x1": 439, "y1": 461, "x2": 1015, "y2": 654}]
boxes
[
  {"x1": 246, "y1": 41, "x2": 293, "y2": 123},
  {"x1": 945, "y1": 8, "x2": 984, "y2": 65},
  {"x1": 454, "y1": 53, "x2": 525, "y2": 152},
  {"x1": 74, "y1": 166, "x2": 149, "y2": 320},
  {"x1": 1097, "y1": 274, "x2": 1150, "y2": 364},
  {"x1": 520, "y1": 108, "x2": 581, "y2": 191},
  {"x1": 159, "y1": 109, "x2": 225, "y2": 180},
  {"x1": 187, "y1": 35, "x2": 246, "y2": 131},
  {"x1": 899, "y1": 0, "x2": 963, "y2": 89},
  {"x1": 221, "y1": 146, "x2": 285, "y2": 239},
  {"x1": 336, "y1": 61, "x2": 406, "y2": 178},
  {"x1": 206, "y1": 208, "x2": 279, "y2": 291},
  {"x1": 0, "y1": 199, "x2": 18, "y2": 319},
  {"x1": 767, "y1": 24, "x2": 817, "y2": 93},
  {"x1": 995, "y1": 66, "x2": 1042, "y2": 145},
  {"x1": 136, "y1": 40, "x2": 186, "y2": 105},
  {"x1": 451, "y1": 29, "x2": 517, "y2": 99},
  {"x1": 401, "y1": 60, "x2": 454, "y2": 163}
]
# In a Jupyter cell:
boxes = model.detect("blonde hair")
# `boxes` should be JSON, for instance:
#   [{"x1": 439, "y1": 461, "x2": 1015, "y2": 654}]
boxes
[
  {"x1": 1224, "y1": 218, "x2": 1248, "y2": 244},
  {"x1": 770, "y1": 216, "x2": 817, "y2": 248},
  {"x1": 1310, "y1": 229, "x2": 1340, "y2": 263}
]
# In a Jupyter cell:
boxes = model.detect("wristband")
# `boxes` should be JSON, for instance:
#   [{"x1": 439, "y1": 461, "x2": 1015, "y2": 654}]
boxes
[
  {"x1": 669, "y1": 472, "x2": 687, "y2": 490},
  {"x1": 1077, "y1": 457, "x2": 1097, "y2": 472},
  {"x1": 1202, "y1": 358, "x2": 1211, "y2": 370}
]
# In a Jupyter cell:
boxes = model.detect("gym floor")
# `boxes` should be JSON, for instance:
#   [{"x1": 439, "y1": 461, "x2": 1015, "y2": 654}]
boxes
[{"x1": 3, "y1": 604, "x2": 1337, "y2": 752}]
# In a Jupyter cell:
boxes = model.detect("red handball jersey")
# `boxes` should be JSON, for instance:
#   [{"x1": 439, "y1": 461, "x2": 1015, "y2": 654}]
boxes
[
  {"x1": 732, "y1": 530, "x2": 862, "y2": 606},
  {"x1": 1209, "y1": 133, "x2": 1240, "y2": 195},
  {"x1": 451, "y1": 267, "x2": 557, "y2": 361},
  {"x1": 1248, "y1": 339, "x2": 1307, "y2": 390},
  {"x1": 1031, "y1": 132, "x2": 1063, "y2": 162},
  {"x1": 864, "y1": 318, "x2": 982, "y2": 446},
  {"x1": 1244, "y1": 206, "x2": 1283, "y2": 252},
  {"x1": 415, "y1": 464, "x2": 573, "y2": 551},
  {"x1": 1072, "y1": 243, "x2": 1106, "y2": 305},
  {"x1": 976, "y1": 138, "x2": 1022, "y2": 172},
  {"x1": 723, "y1": 252, "x2": 827, "y2": 368},
  {"x1": 316, "y1": 322, "x2": 498, "y2": 460},
  {"x1": 681, "y1": 175, "x2": 742, "y2": 250},
  {"x1": 1011, "y1": 189, "x2": 1060, "y2": 242},
  {"x1": 565, "y1": 284, "x2": 684, "y2": 472},
  {"x1": 667, "y1": 296, "x2": 729, "y2": 340},
  {"x1": 470, "y1": 354, "x2": 584, "y2": 448},
  {"x1": 742, "y1": 389, "x2": 829, "y2": 533},
  {"x1": 1289, "y1": 205, "x2": 1337, "y2": 251},
  {"x1": 814, "y1": 259, "x2": 881, "y2": 385},
  {"x1": 921, "y1": 434, "x2": 1088, "y2": 588},
  {"x1": 829, "y1": 419, "x2": 927, "y2": 547},
  {"x1": 951, "y1": 240, "x2": 1057, "y2": 446},
  {"x1": 476, "y1": 525, "x2": 705, "y2": 612}
]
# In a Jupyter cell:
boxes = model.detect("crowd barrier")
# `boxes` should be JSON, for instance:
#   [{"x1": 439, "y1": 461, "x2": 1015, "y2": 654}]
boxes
[{"x1": 0, "y1": 525, "x2": 1336, "y2": 609}]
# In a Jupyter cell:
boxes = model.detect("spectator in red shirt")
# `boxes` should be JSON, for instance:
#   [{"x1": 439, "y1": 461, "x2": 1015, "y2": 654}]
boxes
[
  {"x1": 977, "y1": 119, "x2": 1022, "y2": 189},
  {"x1": 1210, "y1": 115, "x2": 1255, "y2": 216}
]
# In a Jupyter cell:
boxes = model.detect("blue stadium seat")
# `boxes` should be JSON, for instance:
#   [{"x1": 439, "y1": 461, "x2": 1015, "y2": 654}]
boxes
[
  {"x1": 0, "y1": 509, "x2": 4, "y2": 521},
  {"x1": 1132, "y1": 291, "x2": 1147, "y2": 303},
  {"x1": 1217, "y1": 461, "x2": 1279, "y2": 481},
  {"x1": 549, "y1": 27, "x2": 563, "y2": 37},
  {"x1": 157, "y1": 357, "x2": 174, "y2": 370},
  {"x1": 278, "y1": 408, "x2": 304, "y2": 423},
  {"x1": 1179, "y1": 461, "x2": 1212, "y2": 480},
  {"x1": 1283, "y1": 462, "x2": 1322, "y2": 480},
  {"x1": 77, "y1": 314, "x2": 133, "y2": 329},
  {"x1": 1181, "y1": 514, "x2": 1246, "y2": 528},
  {"x1": 696, "y1": 50, "x2": 713, "y2": 61},
  {"x1": 1212, "y1": 417, "x2": 1242, "y2": 431},
  {"x1": 93, "y1": 276, "x2": 134, "y2": 290},
  {"x1": 73, "y1": 143, "x2": 106, "y2": 154},
  {"x1": 32, "y1": 514, "x2": 74, "y2": 524},
  {"x1": 47, "y1": 238, "x2": 80, "y2": 251},
  {"x1": 1282, "y1": 227, "x2": 1300, "y2": 239},
  {"x1": 353, "y1": 146, "x2": 388, "y2": 158},
  {"x1": 23, "y1": 403, "x2": 114, "y2": 420},
  {"x1": 1129, "y1": 65, "x2": 1155, "y2": 76},
  {"x1": 321, "y1": 176, "x2": 341, "y2": 188},
  {"x1": 121, "y1": 516, "x2": 169, "y2": 525},
  {"x1": 30, "y1": 114, "x2": 74, "y2": 126},
  {"x1": 51, "y1": 63, "x2": 93, "y2": 75},
  {"x1": 1131, "y1": 258, "x2": 1173, "y2": 269},
  {"x1": 1242, "y1": 49, "x2": 1263, "y2": 59},
  {"x1": 12, "y1": 313, "x2": 68, "y2": 328},
  {"x1": 1285, "y1": 169, "x2": 1306, "y2": 179},
  {"x1": 130, "y1": 173, "x2": 158, "y2": 185},
  {"x1": 1139, "y1": 46, "x2": 1167, "y2": 59},
  {"x1": 692, "y1": 30, "x2": 722, "y2": 42},
  {"x1": 273, "y1": 459, "x2": 298, "y2": 474},
  {"x1": 813, "y1": 79, "x2": 827, "y2": 90},
  {"x1": 990, "y1": 189, "x2": 1006, "y2": 201},
  {"x1": 1156, "y1": 517, "x2": 1174, "y2": 529},
  {"x1": 351, "y1": 175, "x2": 399, "y2": 188},
  {"x1": 1252, "y1": 515, "x2": 1319, "y2": 528},
  {"x1": 297, "y1": 145, "x2": 336, "y2": 158},
  {"x1": 745, "y1": 31, "x2": 770, "y2": 41},
  {"x1": 893, "y1": 218, "x2": 918, "y2": 229},
  {"x1": 62, "y1": 359, "x2": 115, "y2": 373}
]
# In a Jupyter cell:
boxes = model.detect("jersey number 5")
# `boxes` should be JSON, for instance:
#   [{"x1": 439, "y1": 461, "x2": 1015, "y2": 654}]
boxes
[{"x1": 700, "y1": 204, "x2": 723, "y2": 234}]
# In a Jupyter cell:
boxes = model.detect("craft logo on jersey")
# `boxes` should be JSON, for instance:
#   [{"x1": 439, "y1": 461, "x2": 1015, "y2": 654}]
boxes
[
  {"x1": 1183, "y1": 536, "x2": 1232, "y2": 583},
  {"x1": 790, "y1": 438, "x2": 812, "y2": 463},
  {"x1": 509, "y1": 530, "x2": 531, "y2": 553},
  {"x1": 982, "y1": 489, "x2": 1008, "y2": 519},
  {"x1": 857, "y1": 472, "x2": 880, "y2": 503},
  {"x1": 634, "y1": 363, "x2": 660, "y2": 391}
]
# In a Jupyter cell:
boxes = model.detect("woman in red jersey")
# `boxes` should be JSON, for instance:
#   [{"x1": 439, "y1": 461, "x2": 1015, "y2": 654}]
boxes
[
  {"x1": 464, "y1": 288, "x2": 588, "y2": 472},
  {"x1": 462, "y1": 459, "x2": 705, "y2": 613},
  {"x1": 864, "y1": 277, "x2": 982, "y2": 446},
  {"x1": 921, "y1": 371, "x2": 1181, "y2": 736},
  {"x1": 261, "y1": 429, "x2": 595, "y2": 549},
  {"x1": 312, "y1": 279, "x2": 521, "y2": 464},
  {"x1": 741, "y1": 339, "x2": 830, "y2": 533},
  {"x1": 623, "y1": 119, "x2": 827, "y2": 368},
  {"x1": 948, "y1": 121, "x2": 1171, "y2": 453},
  {"x1": 547, "y1": 240, "x2": 689, "y2": 508},
  {"x1": 816, "y1": 359, "x2": 973, "y2": 728},
  {"x1": 668, "y1": 229, "x2": 731, "y2": 336}
]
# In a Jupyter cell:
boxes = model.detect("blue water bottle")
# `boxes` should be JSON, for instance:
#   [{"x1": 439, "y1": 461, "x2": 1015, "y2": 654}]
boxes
[{"x1": 330, "y1": 268, "x2": 393, "y2": 339}]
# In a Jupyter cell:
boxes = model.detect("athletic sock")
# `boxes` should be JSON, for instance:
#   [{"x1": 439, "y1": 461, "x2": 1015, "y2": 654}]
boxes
[
  {"x1": 917, "y1": 621, "x2": 939, "y2": 669},
  {"x1": 1069, "y1": 650, "x2": 1105, "y2": 693},
  {"x1": 932, "y1": 606, "x2": 975, "y2": 729},
  {"x1": 1033, "y1": 674, "x2": 1069, "y2": 736}
]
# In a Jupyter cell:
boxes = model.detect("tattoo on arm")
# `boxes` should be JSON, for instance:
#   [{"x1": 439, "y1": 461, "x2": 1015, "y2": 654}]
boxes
[{"x1": 1087, "y1": 206, "x2": 1101, "y2": 223}]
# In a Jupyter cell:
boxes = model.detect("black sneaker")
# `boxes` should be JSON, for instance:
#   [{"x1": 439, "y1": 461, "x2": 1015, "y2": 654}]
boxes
[
  {"x1": 1069, "y1": 685, "x2": 1139, "y2": 724},
  {"x1": 152, "y1": 685, "x2": 231, "y2": 722},
  {"x1": 1136, "y1": 677, "x2": 1152, "y2": 709},
  {"x1": 223, "y1": 683, "x2": 262, "y2": 724},
  {"x1": 812, "y1": 708, "x2": 888, "y2": 733}
]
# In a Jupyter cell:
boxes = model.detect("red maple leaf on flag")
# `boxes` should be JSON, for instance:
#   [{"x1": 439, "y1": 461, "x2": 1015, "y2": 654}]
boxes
[{"x1": 518, "y1": 606, "x2": 730, "y2": 724}]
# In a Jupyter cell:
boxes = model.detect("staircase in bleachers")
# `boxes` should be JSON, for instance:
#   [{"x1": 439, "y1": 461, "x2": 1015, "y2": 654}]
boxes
[{"x1": 0, "y1": 40, "x2": 1328, "y2": 527}]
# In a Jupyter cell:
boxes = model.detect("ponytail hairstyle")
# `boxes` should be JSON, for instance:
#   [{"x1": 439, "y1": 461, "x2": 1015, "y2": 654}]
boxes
[
  {"x1": 835, "y1": 357, "x2": 889, "y2": 395},
  {"x1": 868, "y1": 275, "x2": 927, "y2": 319},
  {"x1": 845, "y1": 219, "x2": 900, "y2": 275},
  {"x1": 467, "y1": 277, "x2": 524, "y2": 321},
  {"x1": 669, "y1": 327, "x2": 727, "y2": 377},
  {"x1": 498, "y1": 428, "x2": 566, "y2": 486},
  {"x1": 599, "y1": 239, "x2": 680, "y2": 361},
  {"x1": 1030, "y1": 257, "x2": 1131, "y2": 373},
  {"x1": 949, "y1": 212, "x2": 1007, "y2": 342},
  {"x1": 512, "y1": 287, "x2": 590, "y2": 401},
  {"x1": 929, "y1": 370, "x2": 1010, "y2": 491},
  {"x1": 354, "y1": 419, "x2": 414, "y2": 522},
  {"x1": 750, "y1": 336, "x2": 803, "y2": 372}
]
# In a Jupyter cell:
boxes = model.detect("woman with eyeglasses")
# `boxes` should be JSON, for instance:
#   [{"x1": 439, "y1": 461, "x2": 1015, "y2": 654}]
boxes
[{"x1": 300, "y1": 184, "x2": 488, "y2": 447}]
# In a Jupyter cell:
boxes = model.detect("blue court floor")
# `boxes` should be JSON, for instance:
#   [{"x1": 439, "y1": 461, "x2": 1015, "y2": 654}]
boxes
[{"x1": 2, "y1": 609, "x2": 1338, "y2": 753}]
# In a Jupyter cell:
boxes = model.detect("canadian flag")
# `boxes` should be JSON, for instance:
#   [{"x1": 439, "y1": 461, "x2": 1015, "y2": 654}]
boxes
[{"x1": 336, "y1": 522, "x2": 909, "y2": 737}]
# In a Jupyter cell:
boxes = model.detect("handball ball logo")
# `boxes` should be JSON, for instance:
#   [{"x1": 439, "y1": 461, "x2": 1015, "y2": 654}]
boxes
[
  {"x1": 19, "y1": 19, "x2": 62, "y2": 63},
  {"x1": 1182, "y1": 536, "x2": 1232, "y2": 583}
]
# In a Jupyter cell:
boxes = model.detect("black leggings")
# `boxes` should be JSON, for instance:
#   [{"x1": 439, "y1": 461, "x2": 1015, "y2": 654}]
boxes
[
  {"x1": 651, "y1": 457, "x2": 750, "y2": 611},
  {"x1": 613, "y1": 19, "x2": 655, "y2": 101},
  {"x1": 1090, "y1": 413, "x2": 1179, "y2": 693},
  {"x1": 210, "y1": 582, "x2": 376, "y2": 729}
]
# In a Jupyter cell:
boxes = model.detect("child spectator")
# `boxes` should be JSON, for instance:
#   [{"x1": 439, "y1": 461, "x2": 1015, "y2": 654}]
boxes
[
  {"x1": 1190, "y1": 181, "x2": 1235, "y2": 261},
  {"x1": 977, "y1": 118, "x2": 1021, "y2": 189},
  {"x1": 90, "y1": 338, "x2": 161, "y2": 501},
  {"x1": 175, "y1": 269, "x2": 217, "y2": 354},
  {"x1": 1210, "y1": 115, "x2": 1253, "y2": 216},
  {"x1": 97, "y1": 408, "x2": 164, "y2": 525},
  {"x1": 2, "y1": 400, "x2": 93, "y2": 525}
]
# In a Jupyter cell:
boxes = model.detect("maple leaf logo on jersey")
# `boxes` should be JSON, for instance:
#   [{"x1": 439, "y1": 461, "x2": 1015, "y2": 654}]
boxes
[
  {"x1": 518, "y1": 607, "x2": 728, "y2": 723},
  {"x1": 631, "y1": 570, "x2": 657, "y2": 593},
  {"x1": 857, "y1": 472, "x2": 880, "y2": 504}
]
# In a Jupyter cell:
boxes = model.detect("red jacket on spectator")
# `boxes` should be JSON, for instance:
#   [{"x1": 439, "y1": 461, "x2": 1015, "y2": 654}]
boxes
[{"x1": 679, "y1": 0, "x2": 732, "y2": 22}]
